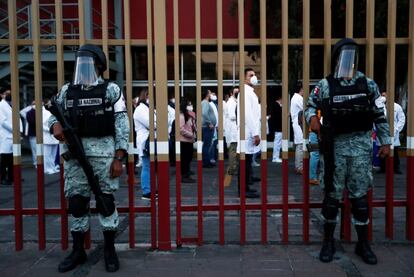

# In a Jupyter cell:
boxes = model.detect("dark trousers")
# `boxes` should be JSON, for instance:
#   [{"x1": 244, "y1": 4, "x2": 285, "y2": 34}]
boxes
[
  {"x1": 169, "y1": 137, "x2": 176, "y2": 166},
  {"x1": 238, "y1": 154, "x2": 253, "y2": 192},
  {"x1": 202, "y1": 126, "x2": 214, "y2": 166},
  {"x1": 0, "y1": 153, "x2": 13, "y2": 182},
  {"x1": 180, "y1": 142, "x2": 193, "y2": 176}
]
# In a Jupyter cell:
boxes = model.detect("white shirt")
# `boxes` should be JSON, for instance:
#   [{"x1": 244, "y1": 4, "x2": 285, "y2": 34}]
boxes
[
  {"x1": 290, "y1": 92, "x2": 303, "y2": 144},
  {"x1": 167, "y1": 104, "x2": 175, "y2": 136},
  {"x1": 237, "y1": 84, "x2": 261, "y2": 154},
  {"x1": 225, "y1": 96, "x2": 238, "y2": 144},
  {"x1": 384, "y1": 103, "x2": 406, "y2": 147},
  {"x1": 223, "y1": 100, "x2": 228, "y2": 138},
  {"x1": 42, "y1": 106, "x2": 59, "y2": 145},
  {"x1": 0, "y1": 100, "x2": 22, "y2": 153},
  {"x1": 209, "y1": 101, "x2": 219, "y2": 127},
  {"x1": 133, "y1": 103, "x2": 156, "y2": 157}
]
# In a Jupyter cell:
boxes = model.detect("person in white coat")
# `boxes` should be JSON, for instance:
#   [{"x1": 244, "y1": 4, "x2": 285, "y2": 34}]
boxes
[
  {"x1": 42, "y1": 98, "x2": 60, "y2": 175},
  {"x1": 167, "y1": 92, "x2": 176, "y2": 166},
  {"x1": 209, "y1": 90, "x2": 219, "y2": 164},
  {"x1": 224, "y1": 87, "x2": 239, "y2": 187},
  {"x1": 0, "y1": 88, "x2": 22, "y2": 185},
  {"x1": 133, "y1": 89, "x2": 157, "y2": 200},
  {"x1": 20, "y1": 101, "x2": 37, "y2": 167},
  {"x1": 237, "y1": 68, "x2": 260, "y2": 198},
  {"x1": 290, "y1": 83, "x2": 304, "y2": 174},
  {"x1": 378, "y1": 92, "x2": 406, "y2": 174}
]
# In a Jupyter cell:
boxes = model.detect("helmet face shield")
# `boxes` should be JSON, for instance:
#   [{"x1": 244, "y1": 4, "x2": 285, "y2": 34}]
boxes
[
  {"x1": 73, "y1": 55, "x2": 99, "y2": 86},
  {"x1": 334, "y1": 47, "x2": 358, "y2": 79}
]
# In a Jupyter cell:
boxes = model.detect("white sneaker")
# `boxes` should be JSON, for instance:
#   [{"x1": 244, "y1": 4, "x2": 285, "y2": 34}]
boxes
[
  {"x1": 136, "y1": 160, "x2": 142, "y2": 167},
  {"x1": 272, "y1": 158, "x2": 282, "y2": 163},
  {"x1": 251, "y1": 161, "x2": 260, "y2": 167}
]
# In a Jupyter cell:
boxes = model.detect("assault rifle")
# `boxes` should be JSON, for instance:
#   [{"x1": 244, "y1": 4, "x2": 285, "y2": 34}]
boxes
[{"x1": 46, "y1": 96, "x2": 114, "y2": 217}]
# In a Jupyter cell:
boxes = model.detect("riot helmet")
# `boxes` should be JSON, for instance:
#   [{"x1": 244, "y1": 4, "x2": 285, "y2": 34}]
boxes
[
  {"x1": 331, "y1": 38, "x2": 359, "y2": 79},
  {"x1": 73, "y1": 44, "x2": 107, "y2": 86}
]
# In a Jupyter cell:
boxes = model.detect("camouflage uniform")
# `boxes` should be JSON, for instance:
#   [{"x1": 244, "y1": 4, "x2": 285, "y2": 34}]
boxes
[
  {"x1": 305, "y1": 71, "x2": 391, "y2": 225},
  {"x1": 49, "y1": 79, "x2": 129, "y2": 232}
]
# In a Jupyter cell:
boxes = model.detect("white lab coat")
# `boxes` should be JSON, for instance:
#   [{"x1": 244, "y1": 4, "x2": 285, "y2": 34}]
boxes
[
  {"x1": 223, "y1": 100, "x2": 228, "y2": 138},
  {"x1": 225, "y1": 96, "x2": 238, "y2": 145},
  {"x1": 42, "y1": 106, "x2": 59, "y2": 145},
  {"x1": 0, "y1": 100, "x2": 22, "y2": 153},
  {"x1": 42, "y1": 106, "x2": 59, "y2": 174},
  {"x1": 167, "y1": 104, "x2": 175, "y2": 136},
  {"x1": 290, "y1": 92, "x2": 303, "y2": 144},
  {"x1": 237, "y1": 84, "x2": 261, "y2": 154},
  {"x1": 133, "y1": 103, "x2": 156, "y2": 157},
  {"x1": 384, "y1": 103, "x2": 406, "y2": 147}
]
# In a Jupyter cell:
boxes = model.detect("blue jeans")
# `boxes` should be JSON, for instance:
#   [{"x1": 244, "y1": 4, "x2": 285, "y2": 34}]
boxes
[
  {"x1": 309, "y1": 132, "x2": 320, "y2": 180},
  {"x1": 202, "y1": 126, "x2": 214, "y2": 166},
  {"x1": 141, "y1": 154, "x2": 150, "y2": 194}
]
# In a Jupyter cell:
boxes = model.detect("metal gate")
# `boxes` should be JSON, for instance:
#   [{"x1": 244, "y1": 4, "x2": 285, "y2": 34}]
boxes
[{"x1": 0, "y1": 0, "x2": 413, "y2": 251}]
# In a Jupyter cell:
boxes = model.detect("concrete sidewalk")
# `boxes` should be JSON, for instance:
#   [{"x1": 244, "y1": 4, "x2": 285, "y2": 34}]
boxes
[{"x1": 1, "y1": 241, "x2": 413, "y2": 277}]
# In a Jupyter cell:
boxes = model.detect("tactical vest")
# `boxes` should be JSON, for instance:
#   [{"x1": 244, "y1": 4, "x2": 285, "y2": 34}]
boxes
[
  {"x1": 323, "y1": 75, "x2": 374, "y2": 135},
  {"x1": 65, "y1": 82, "x2": 115, "y2": 137}
]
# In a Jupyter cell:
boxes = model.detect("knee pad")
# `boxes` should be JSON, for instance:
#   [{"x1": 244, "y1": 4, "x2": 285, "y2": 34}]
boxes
[
  {"x1": 96, "y1": 193, "x2": 116, "y2": 217},
  {"x1": 351, "y1": 196, "x2": 369, "y2": 224},
  {"x1": 321, "y1": 196, "x2": 340, "y2": 221},
  {"x1": 68, "y1": 195, "x2": 90, "y2": 218}
]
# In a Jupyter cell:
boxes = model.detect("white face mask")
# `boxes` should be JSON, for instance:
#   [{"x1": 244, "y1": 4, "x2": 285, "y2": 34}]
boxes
[
  {"x1": 250, "y1": 75, "x2": 258, "y2": 86},
  {"x1": 146, "y1": 98, "x2": 149, "y2": 104},
  {"x1": 210, "y1": 95, "x2": 217, "y2": 101},
  {"x1": 186, "y1": 105, "x2": 193, "y2": 112},
  {"x1": 170, "y1": 99, "x2": 175, "y2": 104}
]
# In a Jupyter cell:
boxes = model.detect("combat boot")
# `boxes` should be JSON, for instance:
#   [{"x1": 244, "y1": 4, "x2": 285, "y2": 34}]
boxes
[
  {"x1": 58, "y1": 231, "x2": 87, "y2": 273},
  {"x1": 103, "y1": 231, "x2": 119, "y2": 272},
  {"x1": 355, "y1": 225, "x2": 377, "y2": 265},
  {"x1": 319, "y1": 223, "x2": 336, "y2": 263}
]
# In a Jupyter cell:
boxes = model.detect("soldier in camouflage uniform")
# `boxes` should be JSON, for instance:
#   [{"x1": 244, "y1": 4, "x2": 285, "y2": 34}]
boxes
[
  {"x1": 305, "y1": 38, "x2": 391, "y2": 265},
  {"x1": 49, "y1": 45, "x2": 129, "y2": 273}
]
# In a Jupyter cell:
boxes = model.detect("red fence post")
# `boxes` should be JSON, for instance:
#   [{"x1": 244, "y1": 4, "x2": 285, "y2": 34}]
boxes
[
  {"x1": 240, "y1": 159, "x2": 246, "y2": 245},
  {"x1": 14, "y1": 164, "x2": 23, "y2": 250},
  {"x1": 385, "y1": 156, "x2": 394, "y2": 239},
  {"x1": 60, "y1": 163, "x2": 68, "y2": 250},
  {"x1": 407, "y1": 155, "x2": 414, "y2": 240},
  {"x1": 261, "y1": 158, "x2": 268, "y2": 244},
  {"x1": 150, "y1": 159, "x2": 158, "y2": 249},
  {"x1": 302, "y1": 157, "x2": 310, "y2": 243},
  {"x1": 127, "y1": 160, "x2": 135, "y2": 248},
  {"x1": 37, "y1": 164, "x2": 45, "y2": 250},
  {"x1": 282, "y1": 158, "x2": 289, "y2": 244},
  {"x1": 176, "y1": 159, "x2": 182, "y2": 247},
  {"x1": 368, "y1": 189, "x2": 373, "y2": 241},
  {"x1": 197, "y1": 160, "x2": 203, "y2": 246},
  {"x1": 219, "y1": 159, "x2": 225, "y2": 245}
]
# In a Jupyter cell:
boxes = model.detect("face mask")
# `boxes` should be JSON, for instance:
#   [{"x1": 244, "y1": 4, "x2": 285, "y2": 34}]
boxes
[
  {"x1": 250, "y1": 75, "x2": 258, "y2": 86},
  {"x1": 146, "y1": 99, "x2": 149, "y2": 104},
  {"x1": 187, "y1": 105, "x2": 193, "y2": 112},
  {"x1": 210, "y1": 95, "x2": 217, "y2": 101},
  {"x1": 170, "y1": 99, "x2": 175, "y2": 104},
  {"x1": 5, "y1": 94, "x2": 11, "y2": 102}
]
